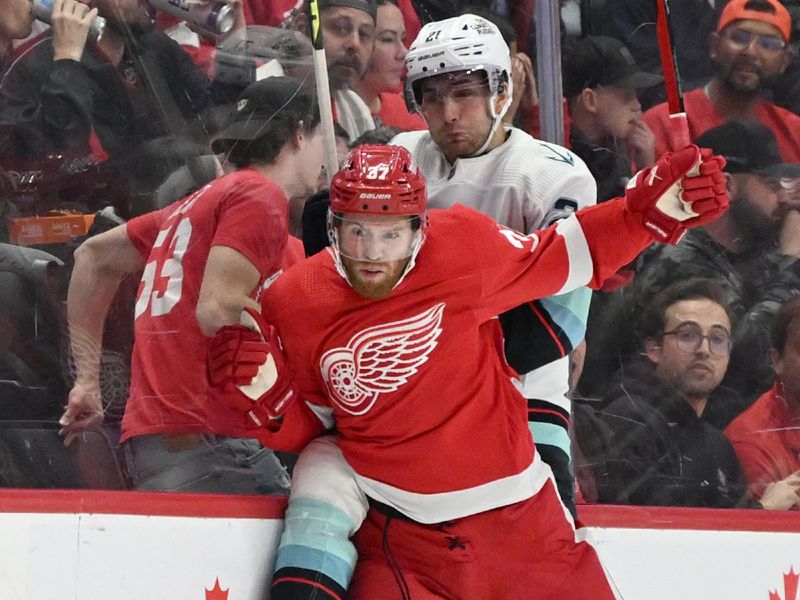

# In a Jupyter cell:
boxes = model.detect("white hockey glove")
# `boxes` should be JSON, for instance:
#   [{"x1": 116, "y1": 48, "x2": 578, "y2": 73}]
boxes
[
  {"x1": 625, "y1": 145, "x2": 728, "y2": 244},
  {"x1": 208, "y1": 308, "x2": 298, "y2": 431}
]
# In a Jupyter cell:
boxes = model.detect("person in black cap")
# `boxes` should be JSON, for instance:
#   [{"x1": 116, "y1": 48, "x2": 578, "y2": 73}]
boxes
[
  {"x1": 59, "y1": 76, "x2": 324, "y2": 493},
  {"x1": 629, "y1": 120, "x2": 800, "y2": 405},
  {"x1": 567, "y1": 36, "x2": 662, "y2": 402},
  {"x1": 565, "y1": 35, "x2": 663, "y2": 202}
]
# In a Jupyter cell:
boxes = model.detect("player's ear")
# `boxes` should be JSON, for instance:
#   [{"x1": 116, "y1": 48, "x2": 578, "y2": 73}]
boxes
[{"x1": 494, "y1": 77, "x2": 510, "y2": 110}]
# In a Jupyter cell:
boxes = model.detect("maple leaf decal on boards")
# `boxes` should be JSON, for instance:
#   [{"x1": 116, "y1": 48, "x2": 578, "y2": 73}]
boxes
[
  {"x1": 769, "y1": 567, "x2": 799, "y2": 600},
  {"x1": 205, "y1": 577, "x2": 229, "y2": 600}
]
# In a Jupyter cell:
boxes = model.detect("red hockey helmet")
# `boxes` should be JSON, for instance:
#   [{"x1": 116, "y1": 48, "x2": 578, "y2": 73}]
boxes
[{"x1": 329, "y1": 144, "x2": 427, "y2": 218}]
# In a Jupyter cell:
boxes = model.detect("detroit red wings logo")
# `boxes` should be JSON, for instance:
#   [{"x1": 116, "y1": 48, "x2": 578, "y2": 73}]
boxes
[{"x1": 320, "y1": 303, "x2": 445, "y2": 415}]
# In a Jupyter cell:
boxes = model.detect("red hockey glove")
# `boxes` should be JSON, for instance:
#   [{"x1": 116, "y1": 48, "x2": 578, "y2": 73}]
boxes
[
  {"x1": 208, "y1": 308, "x2": 298, "y2": 430},
  {"x1": 625, "y1": 145, "x2": 728, "y2": 244}
]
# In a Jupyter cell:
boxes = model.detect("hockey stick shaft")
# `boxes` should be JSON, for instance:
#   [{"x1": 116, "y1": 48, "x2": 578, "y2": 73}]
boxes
[
  {"x1": 655, "y1": 0, "x2": 691, "y2": 148},
  {"x1": 306, "y1": 0, "x2": 339, "y2": 186}
]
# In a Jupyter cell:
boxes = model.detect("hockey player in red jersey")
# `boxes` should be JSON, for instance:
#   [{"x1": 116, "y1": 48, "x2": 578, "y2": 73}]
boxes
[
  {"x1": 59, "y1": 76, "x2": 324, "y2": 493},
  {"x1": 210, "y1": 143, "x2": 727, "y2": 598}
]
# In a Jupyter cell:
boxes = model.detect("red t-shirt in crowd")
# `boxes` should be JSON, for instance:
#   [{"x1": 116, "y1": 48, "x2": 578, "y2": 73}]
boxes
[
  {"x1": 121, "y1": 168, "x2": 289, "y2": 442},
  {"x1": 643, "y1": 88, "x2": 800, "y2": 162},
  {"x1": 725, "y1": 384, "x2": 800, "y2": 504},
  {"x1": 376, "y1": 92, "x2": 427, "y2": 131}
]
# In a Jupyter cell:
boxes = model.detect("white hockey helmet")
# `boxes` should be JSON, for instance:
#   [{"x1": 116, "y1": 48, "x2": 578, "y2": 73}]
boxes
[{"x1": 404, "y1": 14, "x2": 514, "y2": 155}]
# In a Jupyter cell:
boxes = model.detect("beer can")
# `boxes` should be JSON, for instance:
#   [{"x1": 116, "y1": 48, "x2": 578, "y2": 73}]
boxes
[
  {"x1": 147, "y1": 0, "x2": 235, "y2": 36},
  {"x1": 32, "y1": 0, "x2": 107, "y2": 42}
]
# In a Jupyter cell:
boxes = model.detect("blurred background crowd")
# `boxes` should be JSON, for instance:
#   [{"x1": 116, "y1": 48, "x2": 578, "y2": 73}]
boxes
[{"x1": 1, "y1": 0, "x2": 800, "y2": 513}]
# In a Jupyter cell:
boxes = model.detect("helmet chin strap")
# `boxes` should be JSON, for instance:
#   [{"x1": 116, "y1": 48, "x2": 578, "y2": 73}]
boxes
[
  {"x1": 391, "y1": 231, "x2": 426, "y2": 290},
  {"x1": 469, "y1": 78, "x2": 514, "y2": 158}
]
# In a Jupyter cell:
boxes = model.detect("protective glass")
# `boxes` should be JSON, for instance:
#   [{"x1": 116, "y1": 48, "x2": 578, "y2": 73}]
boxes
[
  {"x1": 332, "y1": 214, "x2": 421, "y2": 262},
  {"x1": 723, "y1": 28, "x2": 786, "y2": 53},
  {"x1": 661, "y1": 324, "x2": 732, "y2": 356}
]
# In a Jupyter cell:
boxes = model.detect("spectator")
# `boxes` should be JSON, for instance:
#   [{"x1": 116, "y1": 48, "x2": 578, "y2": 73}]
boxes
[
  {"x1": 0, "y1": 0, "x2": 211, "y2": 196},
  {"x1": 393, "y1": 13, "x2": 597, "y2": 515},
  {"x1": 632, "y1": 120, "x2": 800, "y2": 403},
  {"x1": 352, "y1": 0, "x2": 425, "y2": 131},
  {"x1": 0, "y1": 0, "x2": 34, "y2": 75},
  {"x1": 210, "y1": 142, "x2": 728, "y2": 600},
  {"x1": 564, "y1": 36, "x2": 662, "y2": 202},
  {"x1": 594, "y1": 0, "x2": 717, "y2": 102},
  {"x1": 766, "y1": 3, "x2": 800, "y2": 116},
  {"x1": 585, "y1": 278, "x2": 791, "y2": 508},
  {"x1": 725, "y1": 295, "x2": 800, "y2": 509},
  {"x1": 643, "y1": 0, "x2": 800, "y2": 162},
  {"x1": 58, "y1": 77, "x2": 324, "y2": 493},
  {"x1": 309, "y1": 0, "x2": 377, "y2": 141}
]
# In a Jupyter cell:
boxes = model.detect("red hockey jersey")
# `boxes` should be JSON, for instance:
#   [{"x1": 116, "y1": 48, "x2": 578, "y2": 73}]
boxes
[
  {"x1": 122, "y1": 168, "x2": 289, "y2": 442},
  {"x1": 262, "y1": 201, "x2": 653, "y2": 522}
]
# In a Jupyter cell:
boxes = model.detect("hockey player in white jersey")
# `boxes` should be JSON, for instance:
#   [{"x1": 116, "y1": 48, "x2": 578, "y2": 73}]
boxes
[{"x1": 393, "y1": 13, "x2": 595, "y2": 514}]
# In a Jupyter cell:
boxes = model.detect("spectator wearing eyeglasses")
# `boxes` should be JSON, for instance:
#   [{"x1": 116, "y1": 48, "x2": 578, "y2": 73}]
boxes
[
  {"x1": 629, "y1": 121, "x2": 800, "y2": 405},
  {"x1": 577, "y1": 279, "x2": 795, "y2": 509},
  {"x1": 642, "y1": 0, "x2": 800, "y2": 163}
]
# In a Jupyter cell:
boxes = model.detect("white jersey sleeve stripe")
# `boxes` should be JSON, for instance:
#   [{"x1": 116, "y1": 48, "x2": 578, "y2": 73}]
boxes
[{"x1": 554, "y1": 214, "x2": 593, "y2": 295}]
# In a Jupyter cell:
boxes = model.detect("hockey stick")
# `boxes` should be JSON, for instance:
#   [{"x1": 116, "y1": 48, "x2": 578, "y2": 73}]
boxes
[
  {"x1": 305, "y1": 0, "x2": 339, "y2": 186},
  {"x1": 655, "y1": 0, "x2": 691, "y2": 148}
]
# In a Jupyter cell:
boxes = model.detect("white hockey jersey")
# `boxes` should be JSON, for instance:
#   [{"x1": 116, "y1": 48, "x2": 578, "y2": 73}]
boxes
[{"x1": 392, "y1": 128, "x2": 597, "y2": 460}]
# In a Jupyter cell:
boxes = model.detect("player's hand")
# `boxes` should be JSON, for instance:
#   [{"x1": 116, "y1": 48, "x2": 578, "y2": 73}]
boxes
[
  {"x1": 207, "y1": 307, "x2": 298, "y2": 430},
  {"x1": 758, "y1": 470, "x2": 800, "y2": 510},
  {"x1": 59, "y1": 380, "x2": 104, "y2": 447},
  {"x1": 51, "y1": 0, "x2": 98, "y2": 62},
  {"x1": 624, "y1": 145, "x2": 728, "y2": 244}
]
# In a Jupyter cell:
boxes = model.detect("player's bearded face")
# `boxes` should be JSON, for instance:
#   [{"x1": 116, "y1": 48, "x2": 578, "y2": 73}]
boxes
[{"x1": 336, "y1": 215, "x2": 419, "y2": 298}]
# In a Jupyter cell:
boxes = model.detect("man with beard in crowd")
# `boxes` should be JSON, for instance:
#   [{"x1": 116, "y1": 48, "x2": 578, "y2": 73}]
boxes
[
  {"x1": 631, "y1": 120, "x2": 800, "y2": 404},
  {"x1": 643, "y1": 0, "x2": 800, "y2": 162},
  {"x1": 310, "y1": 0, "x2": 377, "y2": 142}
]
